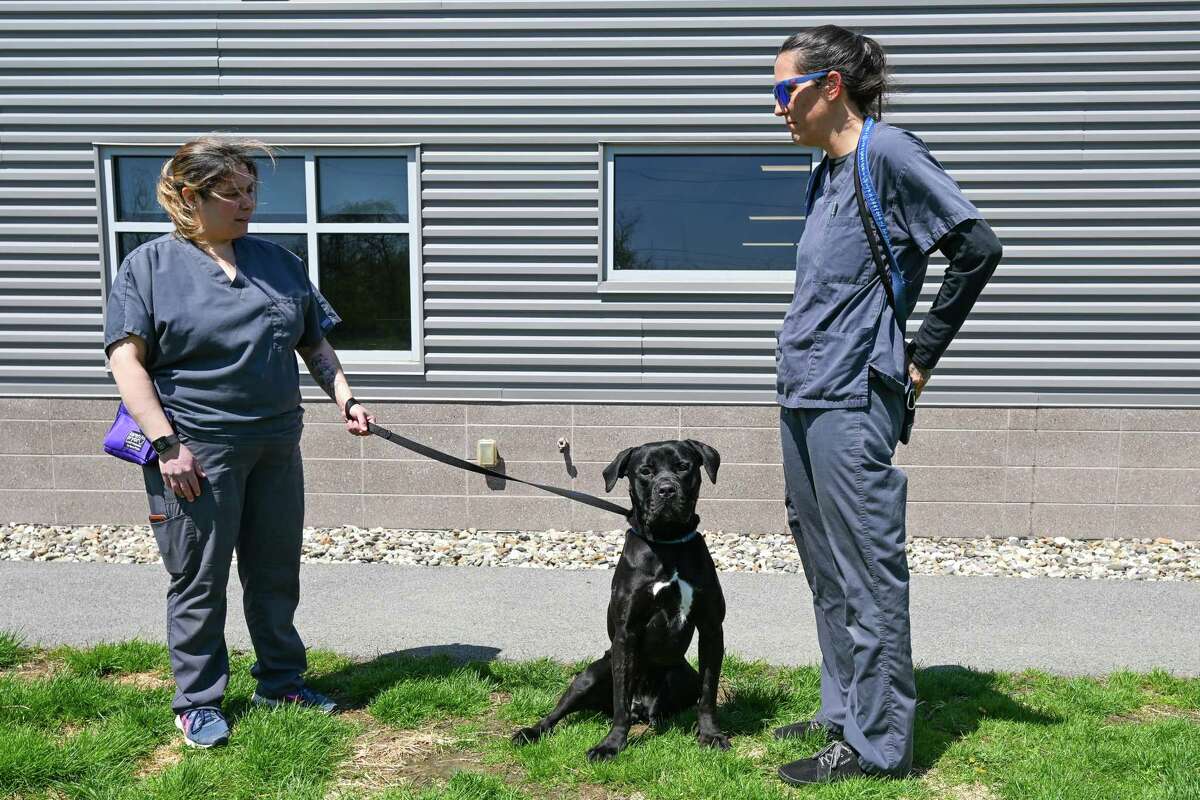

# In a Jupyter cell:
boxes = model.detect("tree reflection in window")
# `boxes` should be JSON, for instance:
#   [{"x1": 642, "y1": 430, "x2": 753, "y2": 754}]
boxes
[{"x1": 318, "y1": 230, "x2": 411, "y2": 351}]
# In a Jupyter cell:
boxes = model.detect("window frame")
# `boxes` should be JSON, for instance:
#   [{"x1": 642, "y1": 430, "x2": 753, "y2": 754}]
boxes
[
  {"x1": 96, "y1": 143, "x2": 425, "y2": 373},
  {"x1": 598, "y1": 142, "x2": 822, "y2": 295}
]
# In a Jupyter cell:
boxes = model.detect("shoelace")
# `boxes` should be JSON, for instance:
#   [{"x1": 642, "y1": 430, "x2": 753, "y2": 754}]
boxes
[
  {"x1": 816, "y1": 740, "x2": 853, "y2": 770},
  {"x1": 186, "y1": 707, "x2": 223, "y2": 735}
]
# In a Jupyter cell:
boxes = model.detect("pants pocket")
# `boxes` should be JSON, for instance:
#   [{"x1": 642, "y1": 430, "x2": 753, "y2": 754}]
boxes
[{"x1": 151, "y1": 513, "x2": 195, "y2": 577}]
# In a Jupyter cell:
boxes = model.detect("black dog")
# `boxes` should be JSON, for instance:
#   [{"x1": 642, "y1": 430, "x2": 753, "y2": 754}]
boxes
[{"x1": 512, "y1": 439, "x2": 730, "y2": 761}]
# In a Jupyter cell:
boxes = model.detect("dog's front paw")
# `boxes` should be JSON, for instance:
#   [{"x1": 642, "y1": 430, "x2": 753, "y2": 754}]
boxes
[
  {"x1": 586, "y1": 740, "x2": 623, "y2": 762},
  {"x1": 697, "y1": 730, "x2": 731, "y2": 750},
  {"x1": 511, "y1": 726, "x2": 542, "y2": 745}
]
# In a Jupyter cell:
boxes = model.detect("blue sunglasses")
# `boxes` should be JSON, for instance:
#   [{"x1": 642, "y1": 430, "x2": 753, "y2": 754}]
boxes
[{"x1": 773, "y1": 70, "x2": 830, "y2": 110}]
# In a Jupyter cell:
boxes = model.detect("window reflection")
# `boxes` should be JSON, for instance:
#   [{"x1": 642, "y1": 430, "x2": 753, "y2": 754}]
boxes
[
  {"x1": 110, "y1": 150, "x2": 415, "y2": 355},
  {"x1": 613, "y1": 153, "x2": 811, "y2": 271},
  {"x1": 318, "y1": 233, "x2": 411, "y2": 350},
  {"x1": 114, "y1": 157, "x2": 169, "y2": 223},
  {"x1": 251, "y1": 157, "x2": 306, "y2": 223},
  {"x1": 317, "y1": 157, "x2": 408, "y2": 223},
  {"x1": 118, "y1": 231, "x2": 165, "y2": 262},
  {"x1": 252, "y1": 233, "x2": 308, "y2": 265}
]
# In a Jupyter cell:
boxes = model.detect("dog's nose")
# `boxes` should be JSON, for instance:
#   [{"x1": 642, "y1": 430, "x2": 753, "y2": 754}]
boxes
[{"x1": 656, "y1": 484, "x2": 677, "y2": 498}]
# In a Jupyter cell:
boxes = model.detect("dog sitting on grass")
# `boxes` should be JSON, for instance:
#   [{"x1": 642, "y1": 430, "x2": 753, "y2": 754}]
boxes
[{"x1": 512, "y1": 440, "x2": 730, "y2": 761}]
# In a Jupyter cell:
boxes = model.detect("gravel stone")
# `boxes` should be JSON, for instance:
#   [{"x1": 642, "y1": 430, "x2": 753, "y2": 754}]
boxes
[{"x1": 1, "y1": 523, "x2": 1198, "y2": 582}]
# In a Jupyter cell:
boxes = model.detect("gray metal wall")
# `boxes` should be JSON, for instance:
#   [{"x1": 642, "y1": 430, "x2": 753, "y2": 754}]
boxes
[{"x1": 2, "y1": 0, "x2": 1199, "y2": 407}]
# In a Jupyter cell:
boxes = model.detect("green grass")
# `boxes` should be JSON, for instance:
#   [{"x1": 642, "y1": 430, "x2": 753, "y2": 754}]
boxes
[
  {"x1": 0, "y1": 629, "x2": 29, "y2": 668},
  {"x1": 57, "y1": 639, "x2": 171, "y2": 678},
  {"x1": 1, "y1": 632, "x2": 1197, "y2": 800}
]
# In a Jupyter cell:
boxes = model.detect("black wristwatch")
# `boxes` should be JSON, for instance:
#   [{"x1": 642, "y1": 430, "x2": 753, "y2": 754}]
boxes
[{"x1": 151, "y1": 434, "x2": 180, "y2": 455}]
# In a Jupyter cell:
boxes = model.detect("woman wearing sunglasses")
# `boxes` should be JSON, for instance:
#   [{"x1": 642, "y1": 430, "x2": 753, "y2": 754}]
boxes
[{"x1": 769, "y1": 26, "x2": 1002, "y2": 785}]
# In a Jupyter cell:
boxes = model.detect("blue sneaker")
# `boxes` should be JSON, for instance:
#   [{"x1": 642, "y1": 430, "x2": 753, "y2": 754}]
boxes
[
  {"x1": 175, "y1": 706, "x2": 230, "y2": 748},
  {"x1": 251, "y1": 686, "x2": 338, "y2": 714}
]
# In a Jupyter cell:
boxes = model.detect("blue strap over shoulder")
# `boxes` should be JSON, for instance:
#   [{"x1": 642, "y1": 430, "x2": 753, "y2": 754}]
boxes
[{"x1": 856, "y1": 116, "x2": 909, "y2": 322}]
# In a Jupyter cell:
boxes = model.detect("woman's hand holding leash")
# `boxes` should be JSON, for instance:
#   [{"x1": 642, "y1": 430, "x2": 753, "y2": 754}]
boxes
[{"x1": 343, "y1": 397, "x2": 374, "y2": 436}]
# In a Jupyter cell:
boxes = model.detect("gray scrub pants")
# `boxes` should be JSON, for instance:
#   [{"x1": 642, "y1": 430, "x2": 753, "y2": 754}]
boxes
[
  {"x1": 143, "y1": 431, "x2": 308, "y2": 714},
  {"x1": 780, "y1": 376, "x2": 916, "y2": 776}
]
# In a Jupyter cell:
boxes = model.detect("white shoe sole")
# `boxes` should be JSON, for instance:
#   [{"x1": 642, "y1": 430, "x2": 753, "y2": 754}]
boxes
[{"x1": 175, "y1": 713, "x2": 228, "y2": 748}]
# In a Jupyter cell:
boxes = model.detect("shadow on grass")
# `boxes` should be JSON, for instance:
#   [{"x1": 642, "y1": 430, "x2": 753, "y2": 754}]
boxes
[
  {"x1": 910, "y1": 663, "x2": 1061, "y2": 774},
  {"x1": 303, "y1": 645, "x2": 1061, "y2": 771},
  {"x1": 305, "y1": 645, "x2": 503, "y2": 711}
]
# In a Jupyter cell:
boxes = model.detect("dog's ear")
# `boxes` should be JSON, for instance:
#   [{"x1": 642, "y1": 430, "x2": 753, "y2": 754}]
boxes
[
  {"x1": 684, "y1": 439, "x2": 720, "y2": 484},
  {"x1": 602, "y1": 446, "x2": 637, "y2": 493}
]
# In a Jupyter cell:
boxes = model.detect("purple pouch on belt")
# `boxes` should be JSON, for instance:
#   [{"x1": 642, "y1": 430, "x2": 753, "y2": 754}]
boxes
[{"x1": 103, "y1": 402, "x2": 169, "y2": 465}]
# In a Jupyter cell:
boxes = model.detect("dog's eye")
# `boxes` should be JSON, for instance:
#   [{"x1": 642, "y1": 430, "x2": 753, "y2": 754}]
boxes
[
  {"x1": 638, "y1": 466, "x2": 653, "y2": 476},
  {"x1": 676, "y1": 462, "x2": 690, "y2": 471}
]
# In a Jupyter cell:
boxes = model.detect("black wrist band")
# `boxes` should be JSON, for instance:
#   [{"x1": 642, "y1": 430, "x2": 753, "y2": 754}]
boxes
[
  {"x1": 343, "y1": 397, "x2": 361, "y2": 420},
  {"x1": 151, "y1": 433, "x2": 180, "y2": 455}
]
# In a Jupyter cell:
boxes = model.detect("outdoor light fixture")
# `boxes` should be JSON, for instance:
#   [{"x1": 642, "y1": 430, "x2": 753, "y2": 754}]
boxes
[{"x1": 477, "y1": 439, "x2": 498, "y2": 467}]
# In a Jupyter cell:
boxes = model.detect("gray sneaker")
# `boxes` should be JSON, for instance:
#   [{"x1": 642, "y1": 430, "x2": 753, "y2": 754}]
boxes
[
  {"x1": 251, "y1": 686, "x2": 338, "y2": 714},
  {"x1": 175, "y1": 706, "x2": 230, "y2": 748}
]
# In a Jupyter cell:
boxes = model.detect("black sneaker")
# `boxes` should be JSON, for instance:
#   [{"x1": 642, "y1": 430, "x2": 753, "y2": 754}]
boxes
[
  {"x1": 251, "y1": 686, "x2": 338, "y2": 714},
  {"x1": 778, "y1": 740, "x2": 866, "y2": 786},
  {"x1": 772, "y1": 718, "x2": 841, "y2": 742}
]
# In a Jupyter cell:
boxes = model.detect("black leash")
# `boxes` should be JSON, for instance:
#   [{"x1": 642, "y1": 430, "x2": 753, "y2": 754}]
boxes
[{"x1": 367, "y1": 422, "x2": 633, "y2": 519}]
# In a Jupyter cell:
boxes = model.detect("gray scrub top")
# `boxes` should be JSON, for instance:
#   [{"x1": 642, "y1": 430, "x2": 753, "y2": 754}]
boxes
[
  {"x1": 103, "y1": 233, "x2": 340, "y2": 440},
  {"x1": 776, "y1": 121, "x2": 982, "y2": 408}
]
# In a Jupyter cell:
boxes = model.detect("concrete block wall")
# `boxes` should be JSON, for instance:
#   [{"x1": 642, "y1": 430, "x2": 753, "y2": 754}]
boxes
[{"x1": 1, "y1": 399, "x2": 1197, "y2": 540}]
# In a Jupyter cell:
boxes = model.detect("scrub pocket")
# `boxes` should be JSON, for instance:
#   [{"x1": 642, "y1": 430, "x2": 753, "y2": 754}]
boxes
[
  {"x1": 151, "y1": 513, "x2": 196, "y2": 577},
  {"x1": 776, "y1": 329, "x2": 812, "y2": 402},
  {"x1": 141, "y1": 461, "x2": 196, "y2": 575},
  {"x1": 799, "y1": 325, "x2": 875, "y2": 405}
]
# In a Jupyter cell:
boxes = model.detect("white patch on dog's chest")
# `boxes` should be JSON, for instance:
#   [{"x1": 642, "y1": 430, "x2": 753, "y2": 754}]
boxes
[{"x1": 651, "y1": 570, "x2": 694, "y2": 624}]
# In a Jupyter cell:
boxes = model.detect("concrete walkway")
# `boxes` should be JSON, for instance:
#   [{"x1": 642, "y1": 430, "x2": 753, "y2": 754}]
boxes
[{"x1": 3, "y1": 562, "x2": 1197, "y2": 676}]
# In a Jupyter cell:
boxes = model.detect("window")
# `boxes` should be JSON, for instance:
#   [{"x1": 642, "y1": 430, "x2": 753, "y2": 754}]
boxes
[
  {"x1": 99, "y1": 147, "x2": 423, "y2": 366},
  {"x1": 602, "y1": 144, "x2": 819, "y2": 289}
]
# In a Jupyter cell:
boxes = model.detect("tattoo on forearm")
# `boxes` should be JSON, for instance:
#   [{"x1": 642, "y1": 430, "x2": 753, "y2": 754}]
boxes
[{"x1": 308, "y1": 352, "x2": 340, "y2": 400}]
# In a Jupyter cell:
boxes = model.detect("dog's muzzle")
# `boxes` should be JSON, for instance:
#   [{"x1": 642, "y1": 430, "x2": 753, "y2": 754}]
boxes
[{"x1": 646, "y1": 478, "x2": 689, "y2": 520}]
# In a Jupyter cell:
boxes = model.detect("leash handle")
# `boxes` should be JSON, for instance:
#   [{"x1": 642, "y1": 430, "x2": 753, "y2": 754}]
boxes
[{"x1": 366, "y1": 422, "x2": 633, "y2": 519}]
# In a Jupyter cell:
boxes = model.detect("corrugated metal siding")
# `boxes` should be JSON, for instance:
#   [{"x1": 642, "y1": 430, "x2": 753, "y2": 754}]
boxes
[{"x1": 1, "y1": 0, "x2": 1198, "y2": 405}]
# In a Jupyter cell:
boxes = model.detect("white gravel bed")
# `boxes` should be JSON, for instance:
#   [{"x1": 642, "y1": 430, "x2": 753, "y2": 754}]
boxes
[{"x1": 1, "y1": 524, "x2": 1197, "y2": 582}]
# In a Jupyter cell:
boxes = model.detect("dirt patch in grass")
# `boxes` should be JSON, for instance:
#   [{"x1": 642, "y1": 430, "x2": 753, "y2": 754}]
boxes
[
  {"x1": 114, "y1": 670, "x2": 173, "y2": 691},
  {"x1": 946, "y1": 785, "x2": 1000, "y2": 800},
  {"x1": 4, "y1": 654, "x2": 62, "y2": 680},
  {"x1": 330, "y1": 705, "x2": 628, "y2": 800},
  {"x1": 134, "y1": 742, "x2": 185, "y2": 778},
  {"x1": 329, "y1": 710, "x2": 500, "y2": 796},
  {"x1": 922, "y1": 770, "x2": 1001, "y2": 800},
  {"x1": 12, "y1": 790, "x2": 68, "y2": 800},
  {"x1": 1105, "y1": 704, "x2": 1200, "y2": 725},
  {"x1": 535, "y1": 786, "x2": 633, "y2": 800},
  {"x1": 49, "y1": 722, "x2": 86, "y2": 744}
]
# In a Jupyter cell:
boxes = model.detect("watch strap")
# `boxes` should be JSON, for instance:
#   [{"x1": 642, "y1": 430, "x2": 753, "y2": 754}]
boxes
[{"x1": 151, "y1": 434, "x2": 180, "y2": 455}]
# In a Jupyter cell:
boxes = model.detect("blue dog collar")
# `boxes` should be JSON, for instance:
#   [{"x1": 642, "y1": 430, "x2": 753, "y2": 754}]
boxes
[{"x1": 627, "y1": 527, "x2": 700, "y2": 546}]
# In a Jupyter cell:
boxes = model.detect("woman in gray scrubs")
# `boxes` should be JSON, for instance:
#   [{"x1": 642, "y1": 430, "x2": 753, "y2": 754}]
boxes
[
  {"x1": 104, "y1": 136, "x2": 375, "y2": 748},
  {"x1": 770, "y1": 27, "x2": 1002, "y2": 785}
]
